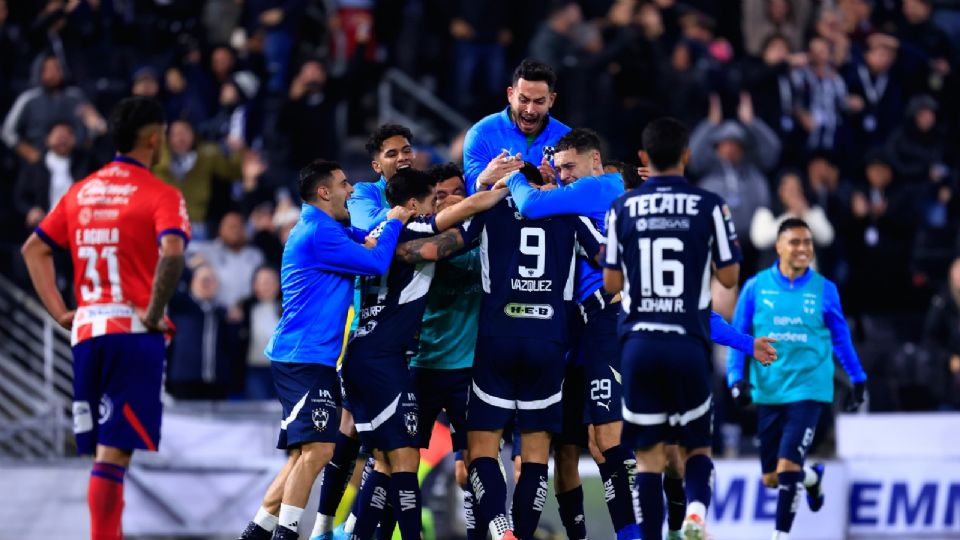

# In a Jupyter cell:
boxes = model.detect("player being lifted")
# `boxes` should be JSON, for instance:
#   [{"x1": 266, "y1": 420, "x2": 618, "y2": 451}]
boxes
[
  {"x1": 21, "y1": 97, "x2": 190, "y2": 540},
  {"x1": 603, "y1": 118, "x2": 741, "y2": 540},
  {"x1": 340, "y1": 168, "x2": 509, "y2": 539}
]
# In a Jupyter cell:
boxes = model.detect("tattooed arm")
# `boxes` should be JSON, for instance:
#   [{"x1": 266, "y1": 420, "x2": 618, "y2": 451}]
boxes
[
  {"x1": 433, "y1": 183, "x2": 508, "y2": 231},
  {"x1": 395, "y1": 229, "x2": 466, "y2": 264},
  {"x1": 142, "y1": 234, "x2": 185, "y2": 331}
]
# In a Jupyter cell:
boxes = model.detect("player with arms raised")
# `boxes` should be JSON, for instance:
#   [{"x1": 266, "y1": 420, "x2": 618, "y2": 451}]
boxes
[
  {"x1": 20, "y1": 97, "x2": 190, "y2": 540},
  {"x1": 603, "y1": 118, "x2": 741, "y2": 540}
]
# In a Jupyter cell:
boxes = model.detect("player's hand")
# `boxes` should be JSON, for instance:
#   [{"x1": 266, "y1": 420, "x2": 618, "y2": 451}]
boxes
[
  {"x1": 55, "y1": 310, "x2": 75, "y2": 331},
  {"x1": 478, "y1": 151, "x2": 523, "y2": 187},
  {"x1": 492, "y1": 178, "x2": 509, "y2": 190},
  {"x1": 637, "y1": 166, "x2": 651, "y2": 181},
  {"x1": 538, "y1": 156, "x2": 556, "y2": 185},
  {"x1": 386, "y1": 206, "x2": 414, "y2": 224},
  {"x1": 140, "y1": 315, "x2": 170, "y2": 333},
  {"x1": 844, "y1": 382, "x2": 866, "y2": 412},
  {"x1": 730, "y1": 380, "x2": 753, "y2": 409},
  {"x1": 363, "y1": 235, "x2": 378, "y2": 248},
  {"x1": 753, "y1": 336, "x2": 777, "y2": 366}
]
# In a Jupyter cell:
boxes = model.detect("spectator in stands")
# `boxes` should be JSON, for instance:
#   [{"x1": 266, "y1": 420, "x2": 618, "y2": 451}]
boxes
[
  {"x1": 238, "y1": 266, "x2": 282, "y2": 400},
  {"x1": 189, "y1": 211, "x2": 265, "y2": 310},
  {"x1": 912, "y1": 164, "x2": 958, "y2": 287},
  {"x1": 793, "y1": 36, "x2": 851, "y2": 154},
  {"x1": 13, "y1": 121, "x2": 90, "y2": 233},
  {"x1": 166, "y1": 265, "x2": 243, "y2": 400},
  {"x1": 922, "y1": 257, "x2": 960, "y2": 410},
  {"x1": 660, "y1": 38, "x2": 710, "y2": 132},
  {"x1": 848, "y1": 150, "x2": 919, "y2": 313},
  {"x1": 885, "y1": 94, "x2": 950, "y2": 185},
  {"x1": 690, "y1": 92, "x2": 780, "y2": 277},
  {"x1": 153, "y1": 119, "x2": 243, "y2": 238},
  {"x1": 242, "y1": 0, "x2": 306, "y2": 94},
  {"x1": 750, "y1": 169, "x2": 835, "y2": 269},
  {"x1": 162, "y1": 66, "x2": 209, "y2": 127},
  {"x1": 898, "y1": 0, "x2": 954, "y2": 95},
  {"x1": 806, "y1": 152, "x2": 854, "y2": 283},
  {"x1": 843, "y1": 33, "x2": 904, "y2": 156},
  {"x1": 130, "y1": 66, "x2": 160, "y2": 99},
  {"x1": 741, "y1": 0, "x2": 812, "y2": 56},
  {"x1": 1, "y1": 53, "x2": 105, "y2": 164},
  {"x1": 199, "y1": 70, "x2": 263, "y2": 149},
  {"x1": 449, "y1": 0, "x2": 510, "y2": 117}
]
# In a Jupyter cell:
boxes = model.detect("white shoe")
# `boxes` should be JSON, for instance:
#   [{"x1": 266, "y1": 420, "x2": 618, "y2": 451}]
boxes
[{"x1": 681, "y1": 513, "x2": 706, "y2": 540}]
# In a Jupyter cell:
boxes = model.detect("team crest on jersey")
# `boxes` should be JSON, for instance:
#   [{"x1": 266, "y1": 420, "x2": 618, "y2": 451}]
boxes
[
  {"x1": 312, "y1": 408, "x2": 330, "y2": 431},
  {"x1": 98, "y1": 395, "x2": 113, "y2": 425},
  {"x1": 404, "y1": 411, "x2": 419, "y2": 436}
]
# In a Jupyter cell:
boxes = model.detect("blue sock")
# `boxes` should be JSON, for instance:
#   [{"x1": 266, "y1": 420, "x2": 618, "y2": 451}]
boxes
[
  {"x1": 663, "y1": 475, "x2": 686, "y2": 531},
  {"x1": 556, "y1": 485, "x2": 588, "y2": 540},
  {"x1": 389, "y1": 472, "x2": 421, "y2": 539},
  {"x1": 635, "y1": 472, "x2": 663, "y2": 540},
  {"x1": 376, "y1": 504, "x2": 396, "y2": 540},
  {"x1": 511, "y1": 462, "x2": 549, "y2": 539},
  {"x1": 463, "y1": 483, "x2": 485, "y2": 540},
  {"x1": 318, "y1": 432, "x2": 361, "y2": 518},
  {"x1": 684, "y1": 454, "x2": 714, "y2": 512},
  {"x1": 351, "y1": 470, "x2": 389, "y2": 539},
  {"x1": 602, "y1": 445, "x2": 639, "y2": 534},
  {"x1": 469, "y1": 457, "x2": 510, "y2": 536},
  {"x1": 775, "y1": 471, "x2": 803, "y2": 533}
]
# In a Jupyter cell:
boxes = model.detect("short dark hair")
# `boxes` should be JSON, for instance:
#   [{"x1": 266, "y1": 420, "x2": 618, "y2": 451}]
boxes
[
  {"x1": 777, "y1": 217, "x2": 810, "y2": 237},
  {"x1": 604, "y1": 160, "x2": 642, "y2": 189},
  {"x1": 426, "y1": 162, "x2": 463, "y2": 184},
  {"x1": 386, "y1": 168, "x2": 437, "y2": 207},
  {"x1": 512, "y1": 59, "x2": 557, "y2": 91},
  {"x1": 641, "y1": 117, "x2": 689, "y2": 171},
  {"x1": 365, "y1": 124, "x2": 413, "y2": 158},
  {"x1": 298, "y1": 159, "x2": 343, "y2": 202},
  {"x1": 555, "y1": 128, "x2": 602, "y2": 154},
  {"x1": 519, "y1": 161, "x2": 545, "y2": 186},
  {"x1": 108, "y1": 97, "x2": 165, "y2": 153}
]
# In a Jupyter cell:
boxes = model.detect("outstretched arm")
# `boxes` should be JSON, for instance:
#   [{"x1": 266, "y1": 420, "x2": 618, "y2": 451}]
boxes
[
  {"x1": 433, "y1": 186, "x2": 508, "y2": 231},
  {"x1": 395, "y1": 228, "x2": 466, "y2": 264}
]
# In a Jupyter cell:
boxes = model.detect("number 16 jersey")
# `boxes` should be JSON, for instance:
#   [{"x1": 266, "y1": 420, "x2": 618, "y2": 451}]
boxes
[
  {"x1": 603, "y1": 175, "x2": 741, "y2": 345},
  {"x1": 461, "y1": 195, "x2": 602, "y2": 343}
]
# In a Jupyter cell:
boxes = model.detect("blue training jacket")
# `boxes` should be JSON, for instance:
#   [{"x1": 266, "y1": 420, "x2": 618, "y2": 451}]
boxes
[{"x1": 265, "y1": 203, "x2": 403, "y2": 366}]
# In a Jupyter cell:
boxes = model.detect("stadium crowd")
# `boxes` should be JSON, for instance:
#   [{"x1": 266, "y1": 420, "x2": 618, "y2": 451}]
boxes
[{"x1": 2, "y1": 0, "x2": 960, "y2": 440}]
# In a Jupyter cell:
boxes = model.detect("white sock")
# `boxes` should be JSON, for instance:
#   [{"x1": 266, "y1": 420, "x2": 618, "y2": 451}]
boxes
[
  {"x1": 772, "y1": 531, "x2": 790, "y2": 540},
  {"x1": 803, "y1": 466, "x2": 819, "y2": 487},
  {"x1": 489, "y1": 514, "x2": 511, "y2": 539},
  {"x1": 278, "y1": 503, "x2": 304, "y2": 532},
  {"x1": 343, "y1": 512, "x2": 357, "y2": 533},
  {"x1": 687, "y1": 501, "x2": 707, "y2": 520},
  {"x1": 253, "y1": 506, "x2": 279, "y2": 532},
  {"x1": 309, "y1": 513, "x2": 336, "y2": 537}
]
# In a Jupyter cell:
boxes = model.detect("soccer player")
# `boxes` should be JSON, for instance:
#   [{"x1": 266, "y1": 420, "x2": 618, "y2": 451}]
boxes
[
  {"x1": 727, "y1": 218, "x2": 867, "y2": 540},
  {"x1": 603, "y1": 117, "x2": 742, "y2": 540},
  {"x1": 464, "y1": 58, "x2": 570, "y2": 195},
  {"x1": 20, "y1": 96, "x2": 190, "y2": 540},
  {"x1": 341, "y1": 168, "x2": 509, "y2": 539},
  {"x1": 348, "y1": 124, "x2": 416, "y2": 230},
  {"x1": 462, "y1": 166, "x2": 602, "y2": 540},
  {"x1": 238, "y1": 160, "x2": 414, "y2": 540},
  {"x1": 506, "y1": 128, "x2": 638, "y2": 539}
]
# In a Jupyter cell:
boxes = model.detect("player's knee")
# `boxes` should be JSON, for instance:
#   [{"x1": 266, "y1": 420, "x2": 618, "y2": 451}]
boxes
[
  {"x1": 298, "y1": 442, "x2": 335, "y2": 471},
  {"x1": 777, "y1": 458, "x2": 802, "y2": 473},
  {"x1": 592, "y1": 421, "x2": 621, "y2": 452},
  {"x1": 762, "y1": 473, "x2": 779, "y2": 488},
  {"x1": 635, "y1": 444, "x2": 667, "y2": 473}
]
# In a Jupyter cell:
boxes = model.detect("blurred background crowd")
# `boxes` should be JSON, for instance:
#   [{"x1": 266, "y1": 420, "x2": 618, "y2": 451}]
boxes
[{"x1": 1, "y1": 0, "x2": 960, "y2": 455}]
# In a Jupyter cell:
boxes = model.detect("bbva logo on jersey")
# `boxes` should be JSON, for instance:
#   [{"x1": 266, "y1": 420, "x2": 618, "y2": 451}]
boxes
[{"x1": 503, "y1": 303, "x2": 554, "y2": 320}]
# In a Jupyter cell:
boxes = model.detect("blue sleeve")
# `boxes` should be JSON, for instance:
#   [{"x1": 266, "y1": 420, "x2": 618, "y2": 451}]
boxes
[
  {"x1": 463, "y1": 125, "x2": 491, "y2": 195},
  {"x1": 726, "y1": 278, "x2": 757, "y2": 387},
  {"x1": 313, "y1": 219, "x2": 403, "y2": 276},
  {"x1": 508, "y1": 174, "x2": 602, "y2": 219},
  {"x1": 345, "y1": 226, "x2": 369, "y2": 244},
  {"x1": 822, "y1": 280, "x2": 867, "y2": 383},
  {"x1": 711, "y1": 311, "x2": 754, "y2": 356},
  {"x1": 347, "y1": 183, "x2": 388, "y2": 231}
]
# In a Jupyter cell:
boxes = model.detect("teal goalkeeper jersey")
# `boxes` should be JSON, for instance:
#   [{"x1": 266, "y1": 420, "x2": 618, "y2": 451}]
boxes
[{"x1": 409, "y1": 248, "x2": 482, "y2": 370}]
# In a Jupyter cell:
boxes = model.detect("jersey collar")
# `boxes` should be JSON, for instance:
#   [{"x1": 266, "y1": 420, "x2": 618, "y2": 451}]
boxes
[
  {"x1": 771, "y1": 261, "x2": 812, "y2": 289},
  {"x1": 645, "y1": 175, "x2": 687, "y2": 185},
  {"x1": 112, "y1": 155, "x2": 148, "y2": 169}
]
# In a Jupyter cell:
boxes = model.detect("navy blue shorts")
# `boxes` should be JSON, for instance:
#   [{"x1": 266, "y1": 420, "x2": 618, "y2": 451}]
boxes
[
  {"x1": 620, "y1": 334, "x2": 713, "y2": 450},
  {"x1": 578, "y1": 291, "x2": 623, "y2": 426},
  {"x1": 412, "y1": 367, "x2": 470, "y2": 451},
  {"x1": 341, "y1": 353, "x2": 419, "y2": 452},
  {"x1": 72, "y1": 333, "x2": 165, "y2": 454},
  {"x1": 556, "y1": 363, "x2": 588, "y2": 447},
  {"x1": 468, "y1": 336, "x2": 566, "y2": 433},
  {"x1": 757, "y1": 400, "x2": 823, "y2": 473},
  {"x1": 272, "y1": 362, "x2": 341, "y2": 450}
]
